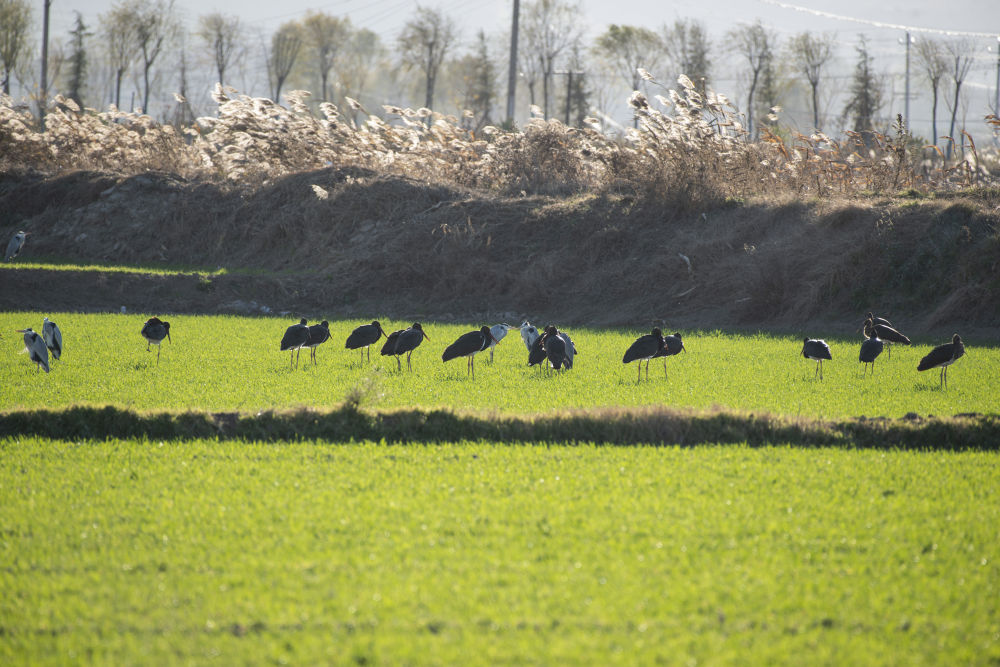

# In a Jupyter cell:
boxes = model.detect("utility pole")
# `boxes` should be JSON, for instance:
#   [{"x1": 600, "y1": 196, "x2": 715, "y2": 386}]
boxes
[
  {"x1": 40, "y1": 0, "x2": 52, "y2": 130},
  {"x1": 904, "y1": 31, "x2": 911, "y2": 129},
  {"x1": 505, "y1": 0, "x2": 519, "y2": 126},
  {"x1": 995, "y1": 35, "x2": 1000, "y2": 117}
]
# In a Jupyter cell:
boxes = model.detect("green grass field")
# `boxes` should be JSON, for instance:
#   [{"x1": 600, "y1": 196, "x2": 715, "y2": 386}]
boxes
[
  {"x1": 2, "y1": 438, "x2": 998, "y2": 665},
  {"x1": 2, "y1": 311, "x2": 997, "y2": 419}
]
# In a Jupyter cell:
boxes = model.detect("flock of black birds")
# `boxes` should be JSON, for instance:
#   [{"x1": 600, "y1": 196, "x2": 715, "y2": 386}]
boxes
[
  {"x1": 801, "y1": 312, "x2": 965, "y2": 387},
  {"x1": 10, "y1": 311, "x2": 965, "y2": 389}
]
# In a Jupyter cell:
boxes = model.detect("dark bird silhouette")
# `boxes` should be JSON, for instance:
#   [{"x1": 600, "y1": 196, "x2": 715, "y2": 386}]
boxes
[
  {"x1": 42, "y1": 316, "x2": 62, "y2": 361},
  {"x1": 141, "y1": 317, "x2": 171, "y2": 365},
  {"x1": 391, "y1": 323, "x2": 429, "y2": 371},
  {"x1": 345, "y1": 320, "x2": 386, "y2": 364},
  {"x1": 623, "y1": 328, "x2": 666, "y2": 383},
  {"x1": 305, "y1": 320, "x2": 331, "y2": 364},
  {"x1": 5, "y1": 231, "x2": 27, "y2": 261},
  {"x1": 16, "y1": 327, "x2": 49, "y2": 373},
  {"x1": 380, "y1": 329, "x2": 404, "y2": 360},
  {"x1": 859, "y1": 324, "x2": 884, "y2": 376},
  {"x1": 442, "y1": 326, "x2": 500, "y2": 378},
  {"x1": 865, "y1": 312, "x2": 894, "y2": 329},
  {"x1": 527, "y1": 332, "x2": 547, "y2": 368},
  {"x1": 280, "y1": 318, "x2": 310, "y2": 369},
  {"x1": 867, "y1": 319, "x2": 910, "y2": 359},
  {"x1": 653, "y1": 332, "x2": 685, "y2": 378},
  {"x1": 802, "y1": 338, "x2": 832, "y2": 379},
  {"x1": 542, "y1": 326, "x2": 569, "y2": 370},
  {"x1": 917, "y1": 334, "x2": 965, "y2": 388}
]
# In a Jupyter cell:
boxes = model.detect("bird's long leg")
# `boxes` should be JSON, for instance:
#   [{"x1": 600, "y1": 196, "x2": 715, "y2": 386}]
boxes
[
  {"x1": 367, "y1": 346, "x2": 370, "y2": 363},
  {"x1": 289, "y1": 351, "x2": 293, "y2": 369},
  {"x1": 942, "y1": 366, "x2": 947, "y2": 389},
  {"x1": 636, "y1": 362, "x2": 641, "y2": 384},
  {"x1": 407, "y1": 351, "x2": 413, "y2": 371},
  {"x1": 471, "y1": 355, "x2": 475, "y2": 380},
  {"x1": 156, "y1": 345, "x2": 161, "y2": 366},
  {"x1": 395, "y1": 355, "x2": 401, "y2": 372},
  {"x1": 663, "y1": 359, "x2": 668, "y2": 379},
  {"x1": 644, "y1": 359, "x2": 649, "y2": 380},
  {"x1": 814, "y1": 362, "x2": 819, "y2": 379},
  {"x1": 886, "y1": 343, "x2": 891, "y2": 360}
]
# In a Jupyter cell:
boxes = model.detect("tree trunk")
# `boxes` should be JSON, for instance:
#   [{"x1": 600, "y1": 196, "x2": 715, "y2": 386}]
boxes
[
  {"x1": 746, "y1": 69, "x2": 759, "y2": 138},
  {"x1": 542, "y1": 70, "x2": 549, "y2": 118},
  {"x1": 115, "y1": 68, "x2": 124, "y2": 108},
  {"x1": 811, "y1": 81, "x2": 820, "y2": 130},
  {"x1": 143, "y1": 64, "x2": 151, "y2": 114},
  {"x1": 946, "y1": 82, "x2": 961, "y2": 160},
  {"x1": 930, "y1": 84, "x2": 938, "y2": 146}
]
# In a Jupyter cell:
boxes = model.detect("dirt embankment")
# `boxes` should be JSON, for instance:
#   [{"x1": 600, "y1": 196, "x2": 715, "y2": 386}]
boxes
[{"x1": 2, "y1": 168, "x2": 998, "y2": 337}]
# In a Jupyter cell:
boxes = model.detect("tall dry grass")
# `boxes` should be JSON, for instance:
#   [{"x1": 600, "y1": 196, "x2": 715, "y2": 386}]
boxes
[{"x1": 1, "y1": 76, "x2": 997, "y2": 204}]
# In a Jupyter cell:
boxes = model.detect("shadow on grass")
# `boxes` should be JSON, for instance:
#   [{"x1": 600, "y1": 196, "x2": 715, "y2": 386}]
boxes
[{"x1": 1, "y1": 404, "x2": 997, "y2": 450}]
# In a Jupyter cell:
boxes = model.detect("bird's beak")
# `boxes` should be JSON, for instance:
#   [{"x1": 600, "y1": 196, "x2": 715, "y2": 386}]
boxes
[
  {"x1": 681, "y1": 345, "x2": 686, "y2": 353},
  {"x1": 422, "y1": 331, "x2": 430, "y2": 340},
  {"x1": 15, "y1": 328, "x2": 27, "y2": 333},
  {"x1": 167, "y1": 331, "x2": 172, "y2": 344},
  {"x1": 490, "y1": 333, "x2": 501, "y2": 344}
]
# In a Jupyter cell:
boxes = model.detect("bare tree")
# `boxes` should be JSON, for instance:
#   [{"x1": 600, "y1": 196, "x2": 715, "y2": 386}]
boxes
[
  {"x1": 133, "y1": 0, "x2": 176, "y2": 114},
  {"x1": 397, "y1": 5, "x2": 458, "y2": 112},
  {"x1": 593, "y1": 25, "x2": 660, "y2": 128},
  {"x1": 915, "y1": 37, "x2": 947, "y2": 145},
  {"x1": 788, "y1": 31, "x2": 834, "y2": 131},
  {"x1": 0, "y1": 0, "x2": 32, "y2": 95},
  {"x1": 943, "y1": 39, "x2": 973, "y2": 160},
  {"x1": 338, "y1": 28, "x2": 384, "y2": 122},
  {"x1": 198, "y1": 12, "x2": 241, "y2": 87},
  {"x1": 302, "y1": 11, "x2": 351, "y2": 103},
  {"x1": 103, "y1": 2, "x2": 139, "y2": 108},
  {"x1": 267, "y1": 20, "x2": 302, "y2": 102},
  {"x1": 661, "y1": 19, "x2": 711, "y2": 92},
  {"x1": 727, "y1": 20, "x2": 774, "y2": 138},
  {"x1": 521, "y1": 0, "x2": 583, "y2": 118}
]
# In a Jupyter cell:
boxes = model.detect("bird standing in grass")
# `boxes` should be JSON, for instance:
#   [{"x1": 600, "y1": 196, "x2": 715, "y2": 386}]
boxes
[
  {"x1": 280, "y1": 318, "x2": 309, "y2": 369},
  {"x1": 487, "y1": 324, "x2": 516, "y2": 363},
  {"x1": 306, "y1": 320, "x2": 331, "y2": 364},
  {"x1": 653, "y1": 332, "x2": 685, "y2": 378},
  {"x1": 42, "y1": 317, "x2": 62, "y2": 361},
  {"x1": 863, "y1": 314, "x2": 909, "y2": 359},
  {"x1": 391, "y1": 323, "x2": 429, "y2": 371},
  {"x1": 917, "y1": 334, "x2": 965, "y2": 388},
  {"x1": 16, "y1": 327, "x2": 49, "y2": 373},
  {"x1": 802, "y1": 338, "x2": 832, "y2": 379},
  {"x1": 442, "y1": 326, "x2": 500, "y2": 378},
  {"x1": 141, "y1": 317, "x2": 171, "y2": 365},
  {"x1": 541, "y1": 326, "x2": 569, "y2": 371},
  {"x1": 345, "y1": 320, "x2": 386, "y2": 364},
  {"x1": 859, "y1": 323, "x2": 883, "y2": 376},
  {"x1": 5, "y1": 231, "x2": 27, "y2": 261},
  {"x1": 519, "y1": 321, "x2": 540, "y2": 351},
  {"x1": 623, "y1": 328, "x2": 666, "y2": 383}
]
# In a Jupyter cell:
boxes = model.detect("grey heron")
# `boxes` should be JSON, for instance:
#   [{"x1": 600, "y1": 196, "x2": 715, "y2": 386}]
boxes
[
  {"x1": 16, "y1": 327, "x2": 49, "y2": 373},
  {"x1": 487, "y1": 324, "x2": 516, "y2": 363},
  {"x1": 42, "y1": 317, "x2": 62, "y2": 361},
  {"x1": 5, "y1": 231, "x2": 27, "y2": 261}
]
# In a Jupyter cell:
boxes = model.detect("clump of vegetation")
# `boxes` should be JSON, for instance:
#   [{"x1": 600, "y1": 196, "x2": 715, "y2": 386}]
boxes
[{"x1": 1, "y1": 74, "x2": 996, "y2": 205}]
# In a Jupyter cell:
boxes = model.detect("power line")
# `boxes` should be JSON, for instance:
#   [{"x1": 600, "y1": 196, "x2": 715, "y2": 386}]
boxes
[{"x1": 759, "y1": 0, "x2": 1000, "y2": 38}]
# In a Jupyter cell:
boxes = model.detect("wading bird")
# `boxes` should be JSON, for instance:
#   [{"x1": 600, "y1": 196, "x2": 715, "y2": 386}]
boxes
[
  {"x1": 442, "y1": 326, "x2": 500, "y2": 378},
  {"x1": 391, "y1": 323, "x2": 429, "y2": 371},
  {"x1": 519, "y1": 321, "x2": 540, "y2": 351},
  {"x1": 917, "y1": 334, "x2": 965, "y2": 388},
  {"x1": 622, "y1": 328, "x2": 666, "y2": 383},
  {"x1": 280, "y1": 318, "x2": 309, "y2": 369},
  {"x1": 380, "y1": 329, "x2": 403, "y2": 361},
  {"x1": 802, "y1": 338, "x2": 832, "y2": 379},
  {"x1": 488, "y1": 324, "x2": 516, "y2": 363},
  {"x1": 141, "y1": 317, "x2": 171, "y2": 365},
  {"x1": 866, "y1": 318, "x2": 910, "y2": 359},
  {"x1": 859, "y1": 323, "x2": 883, "y2": 376},
  {"x1": 653, "y1": 332, "x2": 685, "y2": 378},
  {"x1": 345, "y1": 320, "x2": 386, "y2": 364},
  {"x1": 42, "y1": 317, "x2": 62, "y2": 361},
  {"x1": 527, "y1": 332, "x2": 547, "y2": 368},
  {"x1": 306, "y1": 320, "x2": 331, "y2": 364},
  {"x1": 541, "y1": 326, "x2": 569, "y2": 371},
  {"x1": 5, "y1": 231, "x2": 27, "y2": 261},
  {"x1": 16, "y1": 327, "x2": 49, "y2": 373}
]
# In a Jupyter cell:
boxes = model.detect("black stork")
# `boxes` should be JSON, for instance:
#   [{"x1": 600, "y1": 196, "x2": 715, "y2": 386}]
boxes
[
  {"x1": 5, "y1": 231, "x2": 26, "y2": 261},
  {"x1": 864, "y1": 315, "x2": 910, "y2": 359},
  {"x1": 391, "y1": 323, "x2": 429, "y2": 371},
  {"x1": 917, "y1": 334, "x2": 965, "y2": 388},
  {"x1": 542, "y1": 326, "x2": 569, "y2": 371},
  {"x1": 345, "y1": 320, "x2": 387, "y2": 364},
  {"x1": 527, "y1": 331, "x2": 547, "y2": 368},
  {"x1": 42, "y1": 316, "x2": 62, "y2": 361},
  {"x1": 306, "y1": 320, "x2": 331, "y2": 364},
  {"x1": 280, "y1": 318, "x2": 310, "y2": 369},
  {"x1": 865, "y1": 312, "x2": 893, "y2": 329},
  {"x1": 381, "y1": 329, "x2": 404, "y2": 362},
  {"x1": 859, "y1": 323, "x2": 884, "y2": 376},
  {"x1": 442, "y1": 326, "x2": 500, "y2": 378},
  {"x1": 141, "y1": 317, "x2": 172, "y2": 365},
  {"x1": 622, "y1": 328, "x2": 666, "y2": 383},
  {"x1": 16, "y1": 327, "x2": 49, "y2": 373},
  {"x1": 802, "y1": 338, "x2": 832, "y2": 379},
  {"x1": 652, "y1": 332, "x2": 685, "y2": 378}
]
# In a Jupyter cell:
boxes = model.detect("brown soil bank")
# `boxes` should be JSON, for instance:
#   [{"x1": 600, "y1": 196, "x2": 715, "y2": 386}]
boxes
[{"x1": 2, "y1": 168, "x2": 998, "y2": 336}]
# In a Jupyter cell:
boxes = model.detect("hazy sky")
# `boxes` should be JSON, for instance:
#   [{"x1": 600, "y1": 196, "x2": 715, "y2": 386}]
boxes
[{"x1": 34, "y1": 0, "x2": 1000, "y2": 137}]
